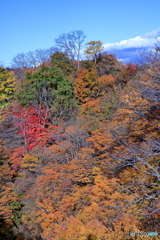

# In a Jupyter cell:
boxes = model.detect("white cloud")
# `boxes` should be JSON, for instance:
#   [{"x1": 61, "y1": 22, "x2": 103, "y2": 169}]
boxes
[
  {"x1": 142, "y1": 27, "x2": 160, "y2": 38},
  {"x1": 103, "y1": 36, "x2": 154, "y2": 50},
  {"x1": 103, "y1": 28, "x2": 160, "y2": 51}
]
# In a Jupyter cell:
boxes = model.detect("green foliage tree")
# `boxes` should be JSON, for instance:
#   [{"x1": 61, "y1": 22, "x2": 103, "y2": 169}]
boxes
[
  {"x1": 16, "y1": 64, "x2": 76, "y2": 121},
  {"x1": 50, "y1": 52, "x2": 76, "y2": 76},
  {"x1": 81, "y1": 60, "x2": 95, "y2": 71}
]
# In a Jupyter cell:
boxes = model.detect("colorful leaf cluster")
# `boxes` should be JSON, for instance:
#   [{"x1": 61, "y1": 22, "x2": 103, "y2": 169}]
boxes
[{"x1": 0, "y1": 47, "x2": 159, "y2": 240}]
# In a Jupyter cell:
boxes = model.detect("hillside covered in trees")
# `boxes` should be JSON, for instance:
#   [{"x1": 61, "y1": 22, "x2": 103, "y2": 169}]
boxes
[{"x1": 0, "y1": 33, "x2": 160, "y2": 240}]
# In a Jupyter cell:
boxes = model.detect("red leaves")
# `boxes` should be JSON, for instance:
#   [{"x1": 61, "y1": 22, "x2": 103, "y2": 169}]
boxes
[
  {"x1": 121, "y1": 63, "x2": 138, "y2": 84},
  {"x1": 10, "y1": 104, "x2": 62, "y2": 169},
  {"x1": 14, "y1": 104, "x2": 49, "y2": 151}
]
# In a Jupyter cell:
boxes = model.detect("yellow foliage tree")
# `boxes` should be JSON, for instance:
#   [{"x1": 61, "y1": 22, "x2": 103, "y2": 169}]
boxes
[{"x1": 0, "y1": 67, "x2": 16, "y2": 108}]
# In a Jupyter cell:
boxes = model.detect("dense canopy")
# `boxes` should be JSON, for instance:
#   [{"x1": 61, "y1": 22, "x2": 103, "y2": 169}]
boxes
[{"x1": 0, "y1": 37, "x2": 159, "y2": 240}]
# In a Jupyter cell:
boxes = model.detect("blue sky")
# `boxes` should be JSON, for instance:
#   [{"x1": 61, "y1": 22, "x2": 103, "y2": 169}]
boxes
[{"x1": 1, "y1": 0, "x2": 160, "y2": 67}]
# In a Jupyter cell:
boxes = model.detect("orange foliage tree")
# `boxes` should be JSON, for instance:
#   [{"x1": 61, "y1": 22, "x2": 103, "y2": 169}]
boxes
[{"x1": 74, "y1": 69, "x2": 115, "y2": 103}]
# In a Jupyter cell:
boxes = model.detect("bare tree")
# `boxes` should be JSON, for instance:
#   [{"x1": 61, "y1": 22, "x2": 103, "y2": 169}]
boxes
[
  {"x1": 27, "y1": 51, "x2": 37, "y2": 68},
  {"x1": 35, "y1": 48, "x2": 54, "y2": 64},
  {"x1": 55, "y1": 30, "x2": 86, "y2": 69},
  {"x1": 136, "y1": 36, "x2": 160, "y2": 80},
  {"x1": 11, "y1": 47, "x2": 58, "y2": 69},
  {"x1": 12, "y1": 53, "x2": 29, "y2": 68}
]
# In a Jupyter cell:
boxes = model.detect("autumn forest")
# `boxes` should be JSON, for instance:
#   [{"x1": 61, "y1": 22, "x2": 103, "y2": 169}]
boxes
[{"x1": 0, "y1": 31, "x2": 160, "y2": 240}]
